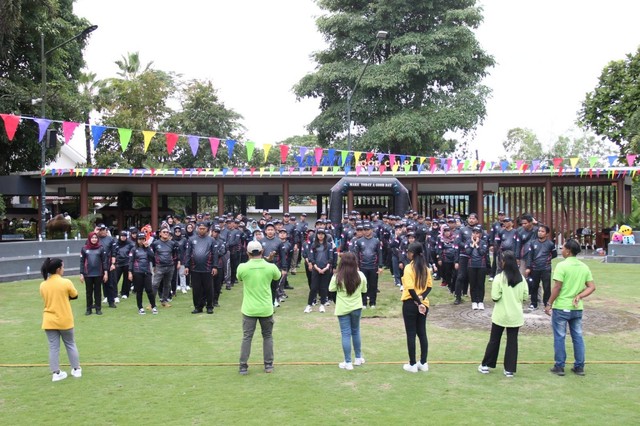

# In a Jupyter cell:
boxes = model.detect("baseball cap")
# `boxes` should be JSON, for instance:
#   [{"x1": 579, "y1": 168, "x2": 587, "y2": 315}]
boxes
[
  {"x1": 472, "y1": 226, "x2": 482, "y2": 233},
  {"x1": 247, "y1": 240, "x2": 263, "y2": 254},
  {"x1": 97, "y1": 224, "x2": 106, "y2": 229}
]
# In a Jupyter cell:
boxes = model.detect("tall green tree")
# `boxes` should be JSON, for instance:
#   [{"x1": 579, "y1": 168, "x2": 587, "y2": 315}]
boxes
[
  {"x1": 93, "y1": 55, "x2": 176, "y2": 168},
  {"x1": 549, "y1": 132, "x2": 618, "y2": 161},
  {"x1": 580, "y1": 47, "x2": 640, "y2": 155},
  {"x1": 293, "y1": 0, "x2": 494, "y2": 157},
  {"x1": 0, "y1": 0, "x2": 93, "y2": 174},
  {"x1": 164, "y1": 79, "x2": 244, "y2": 168},
  {"x1": 502, "y1": 128, "x2": 544, "y2": 161}
]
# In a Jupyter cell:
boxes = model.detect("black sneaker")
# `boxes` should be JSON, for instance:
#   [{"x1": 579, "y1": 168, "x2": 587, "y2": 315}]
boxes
[
  {"x1": 264, "y1": 363, "x2": 274, "y2": 373},
  {"x1": 85, "y1": 309, "x2": 92, "y2": 316},
  {"x1": 191, "y1": 309, "x2": 203, "y2": 314},
  {"x1": 95, "y1": 309, "x2": 103, "y2": 315},
  {"x1": 571, "y1": 366, "x2": 585, "y2": 376},
  {"x1": 225, "y1": 285, "x2": 232, "y2": 290},
  {"x1": 109, "y1": 303, "x2": 117, "y2": 308},
  {"x1": 284, "y1": 285, "x2": 294, "y2": 290},
  {"x1": 453, "y1": 298, "x2": 461, "y2": 305},
  {"x1": 239, "y1": 363, "x2": 249, "y2": 375},
  {"x1": 550, "y1": 366, "x2": 565, "y2": 376},
  {"x1": 206, "y1": 307, "x2": 214, "y2": 314}
]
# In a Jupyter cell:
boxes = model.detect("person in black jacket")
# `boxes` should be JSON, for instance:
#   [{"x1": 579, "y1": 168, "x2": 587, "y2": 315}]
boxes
[
  {"x1": 305, "y1": 229, "x2": 335, "y2": 313},
  {"x1": 466, "y1": 226, "x2": 489, "y2": 310},
  {"x1": 80, "y1": 232, "x2": 109, "y2": 315},
  {"x1": 151, "y1": 228, "x2": 180, "y2": 307},
  {"x1": 171, "y1": 226, "x2": 188, "y2": 295},
  {"x1": 352, "y1": 222, "x2": 383, "y2": 308},
  {"x1": 128, "y1": 234, "x2": 157, "y2": 314},
  {"x1": 525, "y1": 224, "x2": 558, "y2": 310},
  {"x1": 113, "y1": 231, "x2": 135, "y2": 300},
  {"x1": 184, "y1": 222, "x2": 218, "y2": 314}
]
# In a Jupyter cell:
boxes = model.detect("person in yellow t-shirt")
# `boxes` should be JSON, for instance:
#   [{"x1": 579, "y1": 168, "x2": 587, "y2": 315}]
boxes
[
  {"x1": 400, "y1": 243, "x2": 433, "y2": 373},
  {"x1": 40, "y1": 258, "x2": 82, "y2": 382}
]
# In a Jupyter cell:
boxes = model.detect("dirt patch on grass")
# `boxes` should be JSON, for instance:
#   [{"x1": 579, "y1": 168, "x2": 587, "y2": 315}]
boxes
[{"x1": 429, "y1": 299, "x2": 640, "y2": 335}]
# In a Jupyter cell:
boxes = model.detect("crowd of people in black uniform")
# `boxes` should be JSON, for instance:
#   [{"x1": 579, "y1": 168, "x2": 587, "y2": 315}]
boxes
[{"x1": 78, "y1": 207, "x2": 557, "y2": 316}]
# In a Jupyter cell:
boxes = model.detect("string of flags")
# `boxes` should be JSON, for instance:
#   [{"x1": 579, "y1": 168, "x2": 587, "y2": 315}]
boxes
[{"x1": 2, "y1": 112, "x2": 638, "y2": 177}]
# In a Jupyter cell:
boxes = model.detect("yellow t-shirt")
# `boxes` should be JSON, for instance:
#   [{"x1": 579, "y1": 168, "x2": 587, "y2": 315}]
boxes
[
  {"x1": 401, "y1": 261, "x2": 433, "y2": 308},
  {"x1": 40, "y1": 274, "x2": 78, "y2": 330}
]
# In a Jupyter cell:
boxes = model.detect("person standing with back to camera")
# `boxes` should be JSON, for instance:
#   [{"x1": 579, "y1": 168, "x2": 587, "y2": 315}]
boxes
[
  {"x1": 40, "y1": 258, "x2": 82, "y2": 382},
  {"x1": 401, "y1": 242, "x2": 433, "y2": 373}
]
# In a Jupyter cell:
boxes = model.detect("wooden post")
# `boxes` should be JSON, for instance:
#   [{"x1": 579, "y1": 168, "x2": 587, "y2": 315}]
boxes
[{"x1": 150, "y1": 180, "x2": 158, "y2": 231}]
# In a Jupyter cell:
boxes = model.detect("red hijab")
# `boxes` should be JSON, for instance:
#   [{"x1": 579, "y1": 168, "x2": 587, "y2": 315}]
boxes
[{"x1": 84, "y1": 232, "x2": 102, "y2": 250}]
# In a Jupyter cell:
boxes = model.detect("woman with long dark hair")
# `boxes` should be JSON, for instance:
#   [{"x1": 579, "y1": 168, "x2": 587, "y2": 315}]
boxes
[
  {"x1": 40, "y1": 258, "x2": 82, "y2": 381},
  {"x1": 305, "y1": 229, "x2": 335, "y2": 313},
  {"x1": 80, "y1": 232, "x2": 109, "y2": 315},
  {"x1": 478, "y1": 250, "x2": 528, "y2": 377},
  {"x1": 329, "y1": 252, "x2": 368, "y2": 370},
  {"x1": 128, "y1": 233, "x2": 157, "y2": 314},
  {"x1": 401, "y1": 242, "x2": 433, "y2": 373}
]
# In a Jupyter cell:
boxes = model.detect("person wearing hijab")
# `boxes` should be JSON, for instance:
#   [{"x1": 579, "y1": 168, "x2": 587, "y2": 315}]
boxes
[{"x1": 80, "y1": 232, "x2": 109, "y2": 315}]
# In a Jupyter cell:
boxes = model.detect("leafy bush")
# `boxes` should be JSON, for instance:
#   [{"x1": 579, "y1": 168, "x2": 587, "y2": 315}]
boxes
[{"x1": 70, "y1": 214, "x2": 99, "y2": 238}]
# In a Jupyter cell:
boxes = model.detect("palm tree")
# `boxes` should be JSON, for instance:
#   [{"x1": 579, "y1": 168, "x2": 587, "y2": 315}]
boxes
[{"x1": 114, "y1": 52, "x2": 153, "y2": 80}]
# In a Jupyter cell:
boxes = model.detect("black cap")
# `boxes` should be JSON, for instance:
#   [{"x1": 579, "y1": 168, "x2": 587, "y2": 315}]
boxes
[
  {"x1": 316, "y1": 219, "x2": 323, "y2": 224},
  {"x1": 173, "y1": 226, "x2": 182, "y2": 233},
  {"x1": 447, "y1": 218, "x2": 456, "y2": 223},
  {"x1": 407, "y1": 231, "x2": 415, "y2": 237},
  {"x1": 301, "y1": 213, "x2": 307, "y2": 216},
  {"x1": 252, "y1": 228, "x2": 262, "y2": 234},
  {"x1": 356, "y1": 224, "x2": 364, "y2": 230},
  {"x1": 289, "y1": 215, "x2": 296, "y2": 220},
  {"x1": 425, "y1": 216, "x2": 431, "y2": 221},
  {"x1": 498, "y1": 210, "x2": 505, "y2": 215},
  {"x1": 212, "y1": 226, "x2": 221, "y2": 232},
  {"x1": 504, "y1": 217, "x2": 513, "y2": 222},
  {"x1": 283, "y1": 212, "x2": 290, "y2": 216},
  {"x1": 315, "y1": 228, "x2": 326, "y2": 234},
  {"x1": 394, "y1": 223, "x2": 404, "y2": 228},
  {"x1": 97, "y1": 224, "x2": 106, "y2": 229},
  {"x1": 119, "y1": 230, "x2": 128, "y2": 237},
  {"x1": 363, "y1": 222, "x2": 372, "y2": 230},
  {"x1": 264, "y1": 222, "x2": 275, "y2": 229},
  {"x1": 278, "y1": 228, "x2": 288, "y2": 234},
  {"x1": 129, "y1": 227, "x2": 138, "y2": 233},
  {"x1": 136, "y1": 234, "x2": 146, "y2": 239},
  {"x1": 472, "y1": 226, "x2": 482, "y2": 233}
]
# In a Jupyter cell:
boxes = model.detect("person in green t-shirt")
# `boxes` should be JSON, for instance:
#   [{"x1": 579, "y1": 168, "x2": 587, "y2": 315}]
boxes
[
  {"x1": 545, "y1": 239, "x2": 596, "y2": 377},
  {"x1": 478, "y1": 251, "x2": 528, "y2": 378},
  {"x1": 236, "y1": 241, "x2": 282, "y2": 375}
]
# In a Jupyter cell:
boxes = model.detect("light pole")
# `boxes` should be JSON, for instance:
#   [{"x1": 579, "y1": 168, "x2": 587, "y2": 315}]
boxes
[
  {"x1": 40, "y1": 25, "x2": 97, "y2": 240},
  {"x1": 346, "y1": 30, "x2": 388, "y2": 154}
]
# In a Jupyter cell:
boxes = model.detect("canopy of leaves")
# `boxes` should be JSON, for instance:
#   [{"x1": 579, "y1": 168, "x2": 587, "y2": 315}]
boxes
[
  {"x1": 93, "y1": 54, "x2": 245, "y2": 169},
  {"x1": 0, "y1": 0, "x2": 93, "y2": 174},
  {"x1": 580, "y1": 47, "x2": 640, "y2": 156},
  {"x1": 294, "y1": 0, "x2": 494, "y2": 156}
]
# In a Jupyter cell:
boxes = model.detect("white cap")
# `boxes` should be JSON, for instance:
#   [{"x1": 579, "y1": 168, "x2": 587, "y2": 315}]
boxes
[{"x1": 247, "y1": 240, "x2": 263, "y2": 254}]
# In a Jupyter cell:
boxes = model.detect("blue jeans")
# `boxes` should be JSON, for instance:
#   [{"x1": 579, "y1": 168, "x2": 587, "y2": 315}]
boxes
[
  {"x1": 552, "y1": 309, "x2": 585, "y2": 368},
  {"x1": 337, "y1": 309, "x2": 362, "y2": 363}
]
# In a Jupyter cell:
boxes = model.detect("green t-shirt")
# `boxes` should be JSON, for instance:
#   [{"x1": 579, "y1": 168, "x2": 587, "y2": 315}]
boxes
[
  {"x1": 328, "y1": 271, "x2": 367, "y2": 316},
  {"x1": 237, "y1": 258, "x2": 282, "y2": 317},
  {"x1": 490, "y1": 272, "x2": 529, "y2": 328},
  {"x1": 551, "y1": 256, "x2": 593, "y2": 310}
]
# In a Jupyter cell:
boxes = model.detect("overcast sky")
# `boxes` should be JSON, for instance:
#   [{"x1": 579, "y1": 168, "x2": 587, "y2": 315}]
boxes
[{"x1": 72, "y1": 0, "x2": 640, "y2": 160}]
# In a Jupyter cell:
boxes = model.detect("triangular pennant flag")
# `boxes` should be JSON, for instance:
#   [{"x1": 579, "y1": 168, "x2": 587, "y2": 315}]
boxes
[
  {"x1": 263, "y1": 143, "x2": 272, "y2": 162},
  {"x1": 552, "y1": 157, "x2": 563, "y2": 170},
  {"x1": 0, "y1": 114, "x2": 21, "y2": 141},
  {"x1": 377, "y1": 153, "x2": 385, "y2": 164},
  {"x1": 379, "y1": 165, "x2": 386, "y2": 174},
  {"x1": 500, "y1": 160, "x2": 509, "y2": 172},
  {"x1": 389, "y1": 154, "x2": 396, "y2": 167},
  {"x1": 354, "y1": 151, "x2": 362, "y2": 162},
  {"x1": 322, "y1": 166, "x2": 329, "y2": 175},
  {"x1": 440, "y1": 158, "x2": 446, "y2": 169},
  {"x1": 141, "y1": 130, "x2": 156, "y2": 152},
  {"x1": 399, "y1": 155, "x2": 406, "y2": 165},
  {"x1": 355, "y1": 165, "x2": 361, "y2": 176},
  {"x1": 62, "y1": 121, "x2": 81, "y2": 144},
  {"x1": 188, "y1": 135, "x2": 200, "y2": 157},
  {"x1": 366, "y1": 152, "x2": 374, "y2": 162},
  {"x1": 166, "y1": 133, "x2": 179, "y2": 154},
  {"x1": 232, "y1": 167, "x2": 238, "y2": 176},
  {"x1": 311, "y1": 166, "x2": 318, "y2": 176},
  {"x1": 626, "y1": 154, "x2": 637, "y2": 167},
  {"x1": 340, "y1": 150, "x2": 349, "y2": 166},
  {"x1": 118, "y1": 128, "x2": 133, "y2": 151},
  {"x1": 280, "y1": 145, "x2": 289, "y2": 163},
  {"x1": 457, "y1": 162, "x2": 464, "y2": 172},
  {"x1": 226, "y1": 139, "x2": 236, "y2": 159},
  {"x1": 479, "y1": 160, "x2": 486, "y2": 172},
  {"x1": 314, "y1": 147, "x2": 324, "y2": 165},
  {"x1": 569, "y1": 157, "x2": 579, "y2": 168},
  {"x1": 279, "y1": 166, "x2": 284, "y2": 176},
  {"x1": 259, "y1": 167, "x2": 264, "y2": 177},
  {"x1": 245, "y1": 140, "x2": 255, "y2": 161},
  {"x1": 222, "y1": 168, "x2": 228, "y2": 176},
  {"x1": 299, "y1": 146, "x2": 308, "y2": 161},
  {"x1": 250, "y1": 167, "x2": 255, "y2": 176},
  {"x1": 367, "y1": 165, "x2": 373, "y2": 175},
  {"x1": 516, "y1": 160, "x2": 524, "y2": 171},
  {"x1": 532, "y1": 160, "x2": 540, "y2": 172},
  {"x1": 34, "y1": 118, "x2": 52, "y2": 143},
  {"x1": 328, "y1": 148, "x2": 336, "y2": 165},
  {"x1": 289, "y1": 166, "x2": 295, "y2": 175},
  {"x1": 91, "y1": 125, "x2": 108, "y2": 149},
  {"x1": 588, "y1": 156, "x2": 598, "y2": 168},
  {"x1": 209, "y1": 137, "x2": 220, "y2": 157},
  {"x1": 607, "y1": 155, "x2": 617, "y2": 167}
]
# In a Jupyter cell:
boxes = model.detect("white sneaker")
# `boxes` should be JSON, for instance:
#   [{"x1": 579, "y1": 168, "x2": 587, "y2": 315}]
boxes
[
  {"x1": 273, "y1": 301, "x2": 280, "y2": 308},
  {"x1": 152, "y1": 307, "x2": 158, "y2": 314},
  {"x1": 370, "y1": 305, "x2": 376, "y2": 309},
  {"x1": 488, "y1": 277, "x2": 494, "y2": 282},
  {"x1": 324, "y1": 301, "x2": 331, "y2": 306},
  {"x1": 303, "y1": 305, "x2": 312, "y2": 313},
  {"x1": 478, "y1": 365, "x2": 490, "y2": 374},
  {"x1": 478, "y1": 302, "x2": 485, "y2": 310},
  {"x1": 354, "y1": 357, "x2": 365, "y2": 366},
  {"x1": 181, "y1": 287, "x2": 187, "y2": 294},
  {"x1": 186, "y1": 286, "x2": 191, "y2": 290},
  {"x1": 417, "y1": 362, "x2": 429, "y2": 372},
  {"x1": 319, "y1": 304, "x2": 326, "y2": 313},
  {"x1": 362, "y1": 305, "x2": 367, "y2": 310},
  {"x1": 472, "y1": 302, "x2": 478, "y2": 310},
  {"x1": 115, "y1": 297, "x2": 120, "y2": 304},
  {"x1": 338, "y1": 362, "x2": 354, "y2": 371},
  {"x1": 138, "y1": 308, "x2": 146, "y2": 315},
  {"x1": 399, "y1": 285, "x2": 404, "y2": 291},
  {"x1": 71, "y1": 367, "x2": 82, "y2": 378},
  {"x1": 52, "y1": 370, "x2": 67, "y2": 382},
  {"x1": 121, "y1": 294, "x2": 127, "y2": 300},
  {"x1": 403, "y1": 363, "x2": 418, "y2": 373},
  {"x1": 102, "y1": 297, "x2": 108, "y2": 304}
]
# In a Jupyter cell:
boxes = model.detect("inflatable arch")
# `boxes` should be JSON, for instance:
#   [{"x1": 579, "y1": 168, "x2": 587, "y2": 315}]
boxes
[{"x1": 329, "y1": 177, "x2": 410, "y2": 224}]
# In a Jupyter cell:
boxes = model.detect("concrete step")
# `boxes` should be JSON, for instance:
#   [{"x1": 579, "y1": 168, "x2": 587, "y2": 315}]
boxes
[
  {"x1": 0, "y1": 239, "x2": 85, "y2": 259},
  {"x1": 606, "y1": 255, "x2": 640, "y2": 264},
  {"x1": 0, "y1": 253, "x2": 81, "y2": 281}
]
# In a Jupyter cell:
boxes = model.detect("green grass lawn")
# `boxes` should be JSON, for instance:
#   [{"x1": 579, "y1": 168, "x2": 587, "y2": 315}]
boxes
[{"x1": 1, "y1": 259, "x2": 639, "y2": 425}]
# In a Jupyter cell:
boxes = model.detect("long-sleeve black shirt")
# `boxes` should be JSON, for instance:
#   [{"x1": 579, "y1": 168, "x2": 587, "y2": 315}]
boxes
[
  {"x1": 80, "y1": 247, "x2": 108, "y2": 277},
  {"x1": 185, "y1": 235, "x2": 218, "y2": 273},
  {"x1": 352, "y1": 236, "x2": 383, "y2": 270},
  {"x1": 525, "y1": 239, "x2": 557, "y2": 271},
  {"x1": 129, "y1": 246, "x2": 155, "y2": 274},
  {"x1": 151, "y1": 238, "x2": 179, "y2": 267}
]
